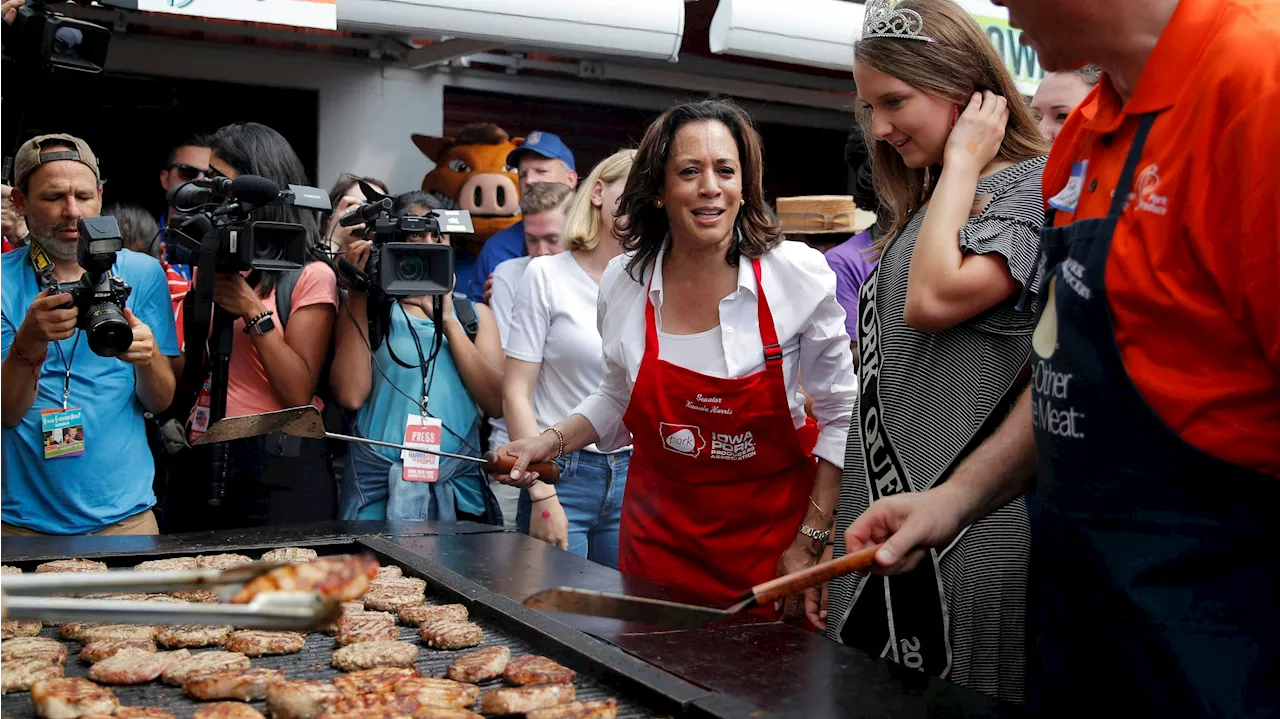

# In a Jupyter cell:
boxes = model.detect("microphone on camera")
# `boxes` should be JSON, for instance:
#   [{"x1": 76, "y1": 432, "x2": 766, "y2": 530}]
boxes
[
  {"x1": 339, "y1": 197, "x2": 392, "y2": 227},
  {"x1": 228, "y1": 175, "x2": 282, "y2": 208}
]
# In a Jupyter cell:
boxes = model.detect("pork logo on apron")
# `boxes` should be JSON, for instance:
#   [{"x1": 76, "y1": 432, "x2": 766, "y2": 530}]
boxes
[{"x1": 660, "y1": 422, "x2": 705, "y2": 458}]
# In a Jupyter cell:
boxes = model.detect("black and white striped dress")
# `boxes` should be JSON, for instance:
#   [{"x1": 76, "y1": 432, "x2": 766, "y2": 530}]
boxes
[{"x1": 827, "y1": 156, "x2": 1047, "y2": 704}]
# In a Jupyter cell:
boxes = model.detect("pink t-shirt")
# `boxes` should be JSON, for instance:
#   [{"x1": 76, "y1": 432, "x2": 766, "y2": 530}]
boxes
[{"x1": 226, "y1": 262, "x2": 339, "y2": 418}]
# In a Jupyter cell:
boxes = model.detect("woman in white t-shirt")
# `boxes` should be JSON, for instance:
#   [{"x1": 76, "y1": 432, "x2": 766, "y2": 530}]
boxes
[
  {"x1": 487, "y1": 222, "x2": 568, "y2": 526},
  {"x1": 503, "y1": 150, "x2": 636, "y2": 567}
]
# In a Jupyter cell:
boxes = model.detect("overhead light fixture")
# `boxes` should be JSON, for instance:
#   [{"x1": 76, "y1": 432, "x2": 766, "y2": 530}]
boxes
[
  {"x1": 709, "y1": 0, "x2": 863, "y2": 72},
  {"x1": 340, "y1": 0, "x2": 685, "y2": 62}
]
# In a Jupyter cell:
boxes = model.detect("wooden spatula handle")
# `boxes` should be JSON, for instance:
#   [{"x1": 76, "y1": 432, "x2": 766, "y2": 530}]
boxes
[
  {"x1": 482, "y1": 452, "x2": 561, "y2": 485},
  {"x1": 748, "y1": 543, "x2": 884, "y2": 606}
]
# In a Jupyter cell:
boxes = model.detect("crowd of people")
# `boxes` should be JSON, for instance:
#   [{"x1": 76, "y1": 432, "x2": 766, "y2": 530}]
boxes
[{"x1": 1, "y1": 0, "x2": 1276, "y2": 715}]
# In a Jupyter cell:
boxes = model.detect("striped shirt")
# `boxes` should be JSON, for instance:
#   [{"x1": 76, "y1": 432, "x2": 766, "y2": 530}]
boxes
[{"x1": 827, "y1": 156, "x2": 1047, "y2": 704}]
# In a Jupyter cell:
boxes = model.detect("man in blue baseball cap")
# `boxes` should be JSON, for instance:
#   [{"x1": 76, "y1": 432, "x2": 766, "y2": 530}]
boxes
[{"x1": 470, "y1": 130, "x2": 578, "y2": 302}]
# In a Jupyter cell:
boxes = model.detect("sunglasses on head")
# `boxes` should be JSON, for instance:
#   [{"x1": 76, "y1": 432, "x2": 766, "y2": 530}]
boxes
[{"x1": 169, "y1": 163, "x2": 210, "y2": 182}]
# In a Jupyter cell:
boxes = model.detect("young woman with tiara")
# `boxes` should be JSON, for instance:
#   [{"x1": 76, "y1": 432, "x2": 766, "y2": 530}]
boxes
[{"x1": 823, "y1": 0, "x2": 1050, "y2": 703}]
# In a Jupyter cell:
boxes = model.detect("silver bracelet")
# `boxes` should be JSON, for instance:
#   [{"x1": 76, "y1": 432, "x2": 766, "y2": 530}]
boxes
[{"x1": 798, "y1": 524, "x2": 831, "y2": 544}]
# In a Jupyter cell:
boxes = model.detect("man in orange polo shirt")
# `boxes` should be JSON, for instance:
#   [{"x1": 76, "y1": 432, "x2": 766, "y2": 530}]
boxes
[{"x1": 840, "y1": 0, "x2": 1279, "y2": 714}]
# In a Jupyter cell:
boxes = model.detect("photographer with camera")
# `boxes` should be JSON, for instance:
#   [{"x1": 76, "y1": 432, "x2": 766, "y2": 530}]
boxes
[
  {"x1": 161, "y1": 122, "x2": 339, "y2": 531},
  {"x1": 1, "y1": 134, "x2": 179, "y2": 536},
  {"x1": 331, "y1": 190, "x2": 506, "y2": 523}
]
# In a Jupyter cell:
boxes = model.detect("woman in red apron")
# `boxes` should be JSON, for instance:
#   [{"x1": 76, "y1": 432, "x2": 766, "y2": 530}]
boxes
[{"x1": 492, "y1": 100, "x2": 857, "y2": 621}]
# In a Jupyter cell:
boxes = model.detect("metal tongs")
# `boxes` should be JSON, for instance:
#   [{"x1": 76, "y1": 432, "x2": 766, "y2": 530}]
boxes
[
  {"x1": 193, "y1": 406, "x2": 562, "y2": 483},
  {"x1": 1, "y1": 561, "x2": 340, "y2": 630}
]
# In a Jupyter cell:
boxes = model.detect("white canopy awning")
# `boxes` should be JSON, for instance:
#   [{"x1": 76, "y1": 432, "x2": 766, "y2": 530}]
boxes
[
  {"x1": 710, "y1": 0, "x2": 1045, "y2": 94},
  {"x1": 338, "y1": 0, "x2": 686, "y2": 62}
]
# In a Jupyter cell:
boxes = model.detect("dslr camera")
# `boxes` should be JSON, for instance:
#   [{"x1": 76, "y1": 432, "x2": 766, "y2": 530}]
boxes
[
  {"x1": 166, "y1": 175, "x2": 329, "y2": 274},
  {"x1": 51, "y1": 216, "x2": 133, "y2": 358},
  {"x1": 336, "y1": 186, "x2": 472, "y2": 298}
]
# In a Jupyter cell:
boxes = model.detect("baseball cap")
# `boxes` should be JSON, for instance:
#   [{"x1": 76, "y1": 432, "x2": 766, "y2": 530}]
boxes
[
  {"x1": 506, "y1": 131, "x2": 576, "y2": 172},
  {"x1": 14, "y1": 134, "x2": 101, "y2": 188}
]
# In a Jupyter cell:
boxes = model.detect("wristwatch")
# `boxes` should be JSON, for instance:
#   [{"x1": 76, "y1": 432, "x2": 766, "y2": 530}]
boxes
[
  {"x1": 798, "y1": 523, "x2": 831, "y2": 544},
  {"x1": 244, "y1": 310, "x2": 276, "y2": 336}
]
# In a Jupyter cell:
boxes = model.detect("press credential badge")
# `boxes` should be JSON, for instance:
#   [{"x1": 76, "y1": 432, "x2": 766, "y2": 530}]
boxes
[
  {"x1": 401, "y1": 414, "x2": 443, "y2": 482},
  {"x1": 42, "y1": 407, "x2": 85, "y2": 459}
]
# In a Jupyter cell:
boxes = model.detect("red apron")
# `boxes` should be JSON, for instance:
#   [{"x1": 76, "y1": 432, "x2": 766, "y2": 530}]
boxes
[{"x1": 619, "y1": 257, "x2": 818, "y2": 609}]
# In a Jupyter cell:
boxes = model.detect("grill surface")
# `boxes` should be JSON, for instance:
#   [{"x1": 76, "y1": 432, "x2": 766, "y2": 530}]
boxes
[{"x1": 3, "y1": 567, "x2": 663, "y2": 719}]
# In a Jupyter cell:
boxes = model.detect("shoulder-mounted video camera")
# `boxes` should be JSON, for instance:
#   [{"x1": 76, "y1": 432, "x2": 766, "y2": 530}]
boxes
[
  {"x1": 165, "y1": 174, "x2": 329, "y2": 274},
  {"x1": 335, "y1": 182, "x2": 472, "y2": 298},
  {"x1": 46, "y1": 216, "x2": 133, "y2": 357},
  {"x1": 1, "y1": 0, "x2": 123, "y2": 73}
]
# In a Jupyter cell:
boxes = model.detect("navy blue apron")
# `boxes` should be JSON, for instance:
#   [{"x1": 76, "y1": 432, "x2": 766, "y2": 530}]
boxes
[{"x1": 1029, "y1": 111, "x2": 1280, "y2": 716}]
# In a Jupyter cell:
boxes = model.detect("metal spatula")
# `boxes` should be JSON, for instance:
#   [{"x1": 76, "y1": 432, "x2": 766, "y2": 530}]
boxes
[
  {"x1": 193, "y1": 406, "x2": 560, "y2": 483},
  {"x1": 523, "y1": 543, "x2": 884, "y2": 629}
]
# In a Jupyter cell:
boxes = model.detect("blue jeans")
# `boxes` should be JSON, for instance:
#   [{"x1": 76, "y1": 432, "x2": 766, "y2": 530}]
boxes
[{"x1": 517, "y1": 449, "x2": 629, "y2": 569}]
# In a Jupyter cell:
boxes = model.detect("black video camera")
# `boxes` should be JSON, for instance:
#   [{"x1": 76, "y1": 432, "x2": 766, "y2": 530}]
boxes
[
  {"x1": 1, "y1": 0, "x2": 114, "y2": 73},
  {"x1": 166, "y1": 175, "x2": 329, "y2": 274},
  {"x1": 336, "y1": 185, "x2": 472, "y2": 298},
  {"x1": 51, "y1": 216, "x2": 133, "y2": 357}
]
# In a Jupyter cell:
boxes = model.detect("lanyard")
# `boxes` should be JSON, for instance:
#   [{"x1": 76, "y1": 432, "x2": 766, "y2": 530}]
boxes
[{"x1": 53, "y1": 333, "x2": 81, "y2": 410}]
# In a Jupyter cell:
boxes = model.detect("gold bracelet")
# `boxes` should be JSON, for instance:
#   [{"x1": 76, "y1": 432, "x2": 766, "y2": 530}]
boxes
[
  {"x1": 541, "y1": 426, "x2": 565, "y2": 460},
  {"x1": 809, "y1": 497, "x2": 833, "y2": 524}
]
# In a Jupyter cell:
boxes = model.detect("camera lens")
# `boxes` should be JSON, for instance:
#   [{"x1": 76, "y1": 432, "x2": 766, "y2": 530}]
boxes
[
  {"x1": 396, "y1": 255, "x2": 425, "y2": 282},
  {"x1": 84, "y1": 302, "x2": 133, "y2": 357}
]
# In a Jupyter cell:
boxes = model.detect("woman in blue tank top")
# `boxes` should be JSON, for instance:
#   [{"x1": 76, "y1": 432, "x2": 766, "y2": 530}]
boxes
[{"x1": 330, "y1": 191, "x2": 506, "y2": 523}]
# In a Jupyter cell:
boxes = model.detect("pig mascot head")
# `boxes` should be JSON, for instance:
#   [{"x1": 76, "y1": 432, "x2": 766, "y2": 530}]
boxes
[{"x1": 412, "y1": 123, "x2": 523, "y2": 251}]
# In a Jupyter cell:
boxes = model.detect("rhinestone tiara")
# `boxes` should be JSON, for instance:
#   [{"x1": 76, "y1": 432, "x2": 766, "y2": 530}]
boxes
[{"x1": 861, "y1": 0, "x2": 935, "y2": 43}]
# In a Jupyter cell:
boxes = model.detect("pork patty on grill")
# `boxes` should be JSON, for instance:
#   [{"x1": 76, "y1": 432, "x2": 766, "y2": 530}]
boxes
[
  {"x1": 155, "y1": 625, "x2": 232, "y2": 649},
  {"x1": 161, "y1": 650, "x2": 251, "y2": 686},
  {"x1": 480, "y1": 683, "x2": 576, "y2": 715},
  {"x1": 133, "y1": 557, "x2": 198, "y2": 572},
  {"x1": 2, "y1": 619, "x2": 44, "y2": 639},
  {"x1": 223, "y1": 630, "x2": 305, "y2": 657},
  {"x1": 184, "y1": 667, "x2": 286, "y2": 701},
  {"x1": 392, "y1": 676, "x2": 480, "y2": 708},
  {"x1": 265, "y1": 680, "x2": 344, "y2": 719},
  {"x1": 331, "y1": 667, "x2": 419, "y2": 696},
  {"x1": 2, "y1": 657, "x2": 64, "y2": 695},
  {"x1": 75, "y1": 625, "x2": 160, "y2": 645},
  {"x1": 195, "y1": 554, "x2": 254, "y2": 571},
  {"x1": 397, "y1": 604, "x2": 466, "y2": 627},
  {"x1": 88, "y1": 648, "x2": 190, "y2": 685},
  {"x1": 416, "y1": 620, "x2": 482, "y2": 651},
  {"x1": 2, "y1": 637, "x2": 69, "y2": 665},
  {"x1": 525, "y1": 699, "x2": 619, "y2": 719},
  {"x1": 78, "y1": 639, "x2": 157, "y2": 664},
  {"x1": 331, "y1": 640, "x2": 419, "y2": 672},
  {"x1": 30, "y1": 677, "x2": 119, "y2": 719},
  {"x1": 444, "y1": 646, "x2": 509, "y2": 684},
  {"x1": 35, "y1": 559, "x2": 108, "y2": 574},
  {"x1": 259, "y1": 547, "x2": 319, "y2": 564},
  {"x1": 503, "y1": 655, "x2": 577, "y2": 685},
  {"x1": 335, "y1": 612, "x2": 398, "y2": 647},
  {"x1": 192, "y1": 702, "x2": 265, "y2": 719}
]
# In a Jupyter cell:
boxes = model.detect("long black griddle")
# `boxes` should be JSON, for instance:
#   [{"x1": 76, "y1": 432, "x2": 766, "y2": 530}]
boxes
[{"x1": 1, "y1": 521, "x2": 1025, "y2": 719}]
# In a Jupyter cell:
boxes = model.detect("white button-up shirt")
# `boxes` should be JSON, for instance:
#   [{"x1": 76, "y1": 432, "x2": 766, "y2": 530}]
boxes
[{"x1": 572, "y1": 241, "x2": 857, "y2": 468}]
